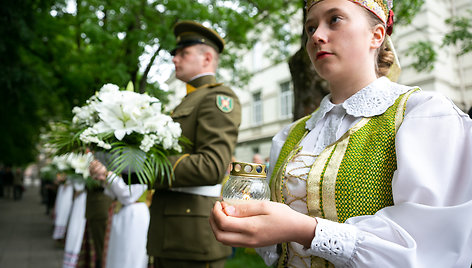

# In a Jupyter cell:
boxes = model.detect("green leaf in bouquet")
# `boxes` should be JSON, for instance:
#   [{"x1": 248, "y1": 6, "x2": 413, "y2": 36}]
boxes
[
  {"x1": 148, "y1": 145, "x2": 174, "y2": 186},
  {"x1": 67, "y1": 173, "x2": 85, "y2": 183},
  {"x1": 47, "y1": 121, "x2": 88, "y2": 155},
  {"x1": 126, "y1": 81, "x2": 134, "y2": 92},
  {"x1": 95, "y1": 131, "x2": 115, "y2": 144},
  {"x1": 107, "y1": 143, "x2": 174, "y2": 187},
  {"x1": 178, "y1": 135, "x2": 192, "y2": 149},
  {"x1": 108, "y1": 144, "x2": 145, "y2": 183}
]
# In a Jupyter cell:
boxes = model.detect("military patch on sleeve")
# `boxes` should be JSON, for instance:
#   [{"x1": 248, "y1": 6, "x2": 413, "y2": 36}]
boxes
[{"x1": 216, "y1": 95, "x2": 234, "y2": 113}]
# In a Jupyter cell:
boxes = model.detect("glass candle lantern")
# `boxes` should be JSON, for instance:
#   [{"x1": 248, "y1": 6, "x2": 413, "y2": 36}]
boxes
[{"x1": 222, "y1": 162, "x2": 270, "y2": 205}]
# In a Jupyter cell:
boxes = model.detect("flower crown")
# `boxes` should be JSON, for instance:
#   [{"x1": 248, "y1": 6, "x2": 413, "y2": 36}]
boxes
[{"x1": 305, "y1": 0, "x2": 394, "y2": 35}]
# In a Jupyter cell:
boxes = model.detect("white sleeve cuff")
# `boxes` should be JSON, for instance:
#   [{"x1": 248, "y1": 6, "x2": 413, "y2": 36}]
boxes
[{"x1": 303, "y1": 218, "x2": 359, "y2": 267}]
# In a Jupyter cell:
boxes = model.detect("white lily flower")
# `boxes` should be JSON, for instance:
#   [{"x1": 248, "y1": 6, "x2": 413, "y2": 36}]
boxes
[
  {"x1": 68, "y1": 152, "x2": 94, "y2": 178},
  {"x1": 75, "y1": 82, "x2": 182, "y2": 155}
]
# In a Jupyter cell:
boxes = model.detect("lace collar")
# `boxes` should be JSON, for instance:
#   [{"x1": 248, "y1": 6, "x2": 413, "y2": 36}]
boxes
[{"x1": 306, "y1": 77, "x2": 413, "y2": 130}]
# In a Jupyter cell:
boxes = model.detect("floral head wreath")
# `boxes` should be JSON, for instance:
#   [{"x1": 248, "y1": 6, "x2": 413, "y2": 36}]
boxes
[{"x1": 306, "y1": 0, "x2": 394, "y2": 35}]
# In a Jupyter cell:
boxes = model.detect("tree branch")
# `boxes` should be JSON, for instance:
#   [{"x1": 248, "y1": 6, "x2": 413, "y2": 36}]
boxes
[{"x1": 139, "y1": 46, "x2": 161, "y2": 93}]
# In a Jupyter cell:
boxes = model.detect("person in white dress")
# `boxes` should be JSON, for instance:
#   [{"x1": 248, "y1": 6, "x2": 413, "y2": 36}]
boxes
[
  {"x1": 53, "y1": 175, "x2": 74, "y2": 241},
  {"x1": 89, "y1": 160, "x2": 150, "y2": 268},
  {"x1": 209, "y1": 0, "x2": 472, "y2": 267},
  {"x1": 63, "y1": 180, "x2": 87, "y2": 268}
]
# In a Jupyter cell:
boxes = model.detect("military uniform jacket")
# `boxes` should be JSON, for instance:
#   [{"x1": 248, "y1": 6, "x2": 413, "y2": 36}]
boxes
[{"x1": 147, "y1": 75, "x2": 241, "y2": 261}]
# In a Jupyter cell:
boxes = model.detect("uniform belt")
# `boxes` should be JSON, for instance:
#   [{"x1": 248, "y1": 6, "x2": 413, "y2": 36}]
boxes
[{"x1": 169, "y1": 184, "x2": 222, "y2": 197}]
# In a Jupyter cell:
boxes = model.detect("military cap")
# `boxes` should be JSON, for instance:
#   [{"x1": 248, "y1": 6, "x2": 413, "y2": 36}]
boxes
[{"x1": 170, "y1": 20, "x2": 225, "y2": 56}]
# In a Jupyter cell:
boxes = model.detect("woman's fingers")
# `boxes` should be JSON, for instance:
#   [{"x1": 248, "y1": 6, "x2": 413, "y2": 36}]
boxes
[
  {"x1": 222, "y1": 200, "x2": 278, "y2": 217},
  {"x1": 211, "y1": 201, "x2": 246, "y2": 232},
  {"x1": 210, "y1": 201, "x2": 262, "y2": 247}
]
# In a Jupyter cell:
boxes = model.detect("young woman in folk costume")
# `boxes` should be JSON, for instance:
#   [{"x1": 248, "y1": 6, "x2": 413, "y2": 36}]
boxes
[
  {"x1": 210, "y1": 0, "x2": 472, "y2": 267},
  {"x1": 89, "y1": 160, "x2": 150, "y2": 268},
  {"x1": 52, "y1": 173, "x2": 74, "y2": 241},
  {"x1": 63, "y1": 180, "x2": 87, "y2": 268}
]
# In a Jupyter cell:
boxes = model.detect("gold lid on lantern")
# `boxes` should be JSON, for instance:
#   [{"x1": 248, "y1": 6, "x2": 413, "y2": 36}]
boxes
[{"x1": 230, "y1": 162, "x2": 267, "y2": 178}]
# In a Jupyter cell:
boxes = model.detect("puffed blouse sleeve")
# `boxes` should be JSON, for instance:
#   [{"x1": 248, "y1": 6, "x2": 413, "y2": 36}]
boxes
[
  {"x1": 104, "y1": 173, "x2": 147, "y2": 206},
  {"x1": 304, "y1": 91, "x2": 472, "y2": 267}
]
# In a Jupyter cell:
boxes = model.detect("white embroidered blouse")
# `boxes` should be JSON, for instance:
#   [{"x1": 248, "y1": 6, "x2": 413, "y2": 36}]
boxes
[{"x1": 259, "y1": 77, "x2": 472, "y2": 267}]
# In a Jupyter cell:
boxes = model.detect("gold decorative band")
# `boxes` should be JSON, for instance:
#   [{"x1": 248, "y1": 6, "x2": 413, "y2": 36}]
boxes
[
  {"x1": 230, "y1": 162, "x2": 267, "y2": 178},
  {"x1": 173, "y1": 153, "x2": 190, "y2": 170},
  {"x1": 305, "y1": 0, "x2": 390, "y2": 24}
]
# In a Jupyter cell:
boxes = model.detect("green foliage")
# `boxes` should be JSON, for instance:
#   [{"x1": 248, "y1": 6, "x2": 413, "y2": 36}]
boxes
[
  {"x1": 405, "y1": 7, "x2": 472, "y2": 73},
  {"x1": 406, "y1": 41, "x2": 437, "y2": 72},
  {"x1": 108, "y1": 143, "x2": 174, "y2": 187},
  {"x1": 0, "y1": 0, "x2": 443, "y2": 166},
  {"x1": 443, "y1": 10, "x2": 472, "y2": 56},
  {"x1": 1, "y1": 0, "x2": 299, "y2": 167},
  {"x1": 225, "y1": 248, "x2": 268, "y2": 268},
  {"x1": 393, "y1": 0, "x2": 425, "y2": 25},
  {"x1": 44, "y1": 121, "x2": 89, "y2": 155},
  {"x1": 0, "y1": 0, "x2": 58, "y2": 165}
]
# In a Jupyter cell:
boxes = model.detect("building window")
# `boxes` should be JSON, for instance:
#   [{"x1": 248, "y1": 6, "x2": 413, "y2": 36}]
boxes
[
  {"x1": 280, "y1": 81, "x2": 293, "y2": 118},
  {"x1": 253, "y1": 92, "x2": 262, "y2": 125}
]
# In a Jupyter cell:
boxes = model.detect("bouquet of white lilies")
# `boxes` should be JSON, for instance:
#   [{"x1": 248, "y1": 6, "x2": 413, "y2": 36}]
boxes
[
  {"x1": 74, "y1": 83, "x2": 182, "y2": 153},
  {"x1": 51, "y1": 152, "x2": 94, "y2": 180},
  {"x1": 50, "y1": 83, "x2": 184, "y2": 186}
]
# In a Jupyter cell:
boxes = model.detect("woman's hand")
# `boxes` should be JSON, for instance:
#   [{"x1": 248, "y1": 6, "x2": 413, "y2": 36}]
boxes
[
  {"x1": 89, "y1": 160, "x2": 110, "y2": 181},
  {"x1": 209, "y1": 200, "x2": 317, "y2": 248},
  {"x1": 55, "y1": 173, "x2": 66, "y2": 183}
]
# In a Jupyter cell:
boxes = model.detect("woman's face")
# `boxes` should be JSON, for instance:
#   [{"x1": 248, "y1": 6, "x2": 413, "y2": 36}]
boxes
[{"x1": 305, "y1": 0, "x2": 377, "y2": 82}]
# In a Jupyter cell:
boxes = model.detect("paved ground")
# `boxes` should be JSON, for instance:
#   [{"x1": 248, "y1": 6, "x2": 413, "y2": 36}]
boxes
[{"x1": 0, "y1": 182, "x2": 63, "y2": 268}]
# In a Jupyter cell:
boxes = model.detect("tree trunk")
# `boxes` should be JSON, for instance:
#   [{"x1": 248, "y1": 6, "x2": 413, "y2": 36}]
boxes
[
  {"x1": 288, "y1": 2, "x2": 329, "y2": 121},
  {"x1": 288, "y1": 48, "x2": 328, "y2": 121}
]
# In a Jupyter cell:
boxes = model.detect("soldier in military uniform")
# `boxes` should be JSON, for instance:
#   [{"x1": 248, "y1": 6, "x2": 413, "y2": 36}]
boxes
[
  {"x1": 85, "y1": 188, "x2": 112, "y2": 268},
  {"x1": 146, "y1": 21, "x2": 241, "y2": 268}
]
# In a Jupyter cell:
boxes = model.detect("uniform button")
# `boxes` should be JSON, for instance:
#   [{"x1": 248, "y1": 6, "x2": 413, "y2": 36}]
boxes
[{"x1": 186, "y1": 208, "x2": 191, "y2": 213}]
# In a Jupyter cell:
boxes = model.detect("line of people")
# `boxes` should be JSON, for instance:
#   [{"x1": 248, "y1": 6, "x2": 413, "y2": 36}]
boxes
[
  {"x1": 47, "y1": 2, "x2": 472, "y2": 267},
  {"x1": 48, "y1": 20, "x2": 241, "y2": 268},
  {"x1": 0, "y1": 165, "x2": 25, "y2": 201}
]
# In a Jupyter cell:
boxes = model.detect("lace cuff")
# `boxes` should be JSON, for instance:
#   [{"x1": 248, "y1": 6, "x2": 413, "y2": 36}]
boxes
[
  {"x1": 255, "y1": 245, "x2": 279, "y2": 266},
  {"x1": 304, "y1": 218, "x2": 358, "y2": 267}
]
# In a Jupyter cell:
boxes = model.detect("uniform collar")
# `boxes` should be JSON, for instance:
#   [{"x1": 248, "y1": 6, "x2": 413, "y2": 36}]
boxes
[
  {"x1": 188, "y1": 74, "x2": 216, "y2": 88},
  {"x1": 306, "y1": 77, "x2": 413, "y2": 130}
]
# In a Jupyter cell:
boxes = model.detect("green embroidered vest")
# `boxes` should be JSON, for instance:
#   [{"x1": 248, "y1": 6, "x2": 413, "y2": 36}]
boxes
[{"x1": 270, "y1": 89, "x2": 417, "y2": 268}]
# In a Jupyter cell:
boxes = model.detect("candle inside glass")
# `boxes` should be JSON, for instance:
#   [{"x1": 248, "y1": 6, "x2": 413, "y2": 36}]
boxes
[{"x1": 222, "y1": 162, "x2": 270, "y2": 205}]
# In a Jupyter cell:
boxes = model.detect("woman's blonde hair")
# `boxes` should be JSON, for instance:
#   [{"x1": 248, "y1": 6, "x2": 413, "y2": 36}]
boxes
[{"x1": 364, "y1": 9, "x2": 395, "y2": 77}]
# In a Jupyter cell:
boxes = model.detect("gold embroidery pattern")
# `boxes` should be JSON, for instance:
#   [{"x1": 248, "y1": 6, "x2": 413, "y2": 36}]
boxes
[
  {"x1": 283, "y1": 153, "x2": 318, "y2": 267},
  {"x1": 305, "y1": 0, "x2": 390, "y2": 23}
]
